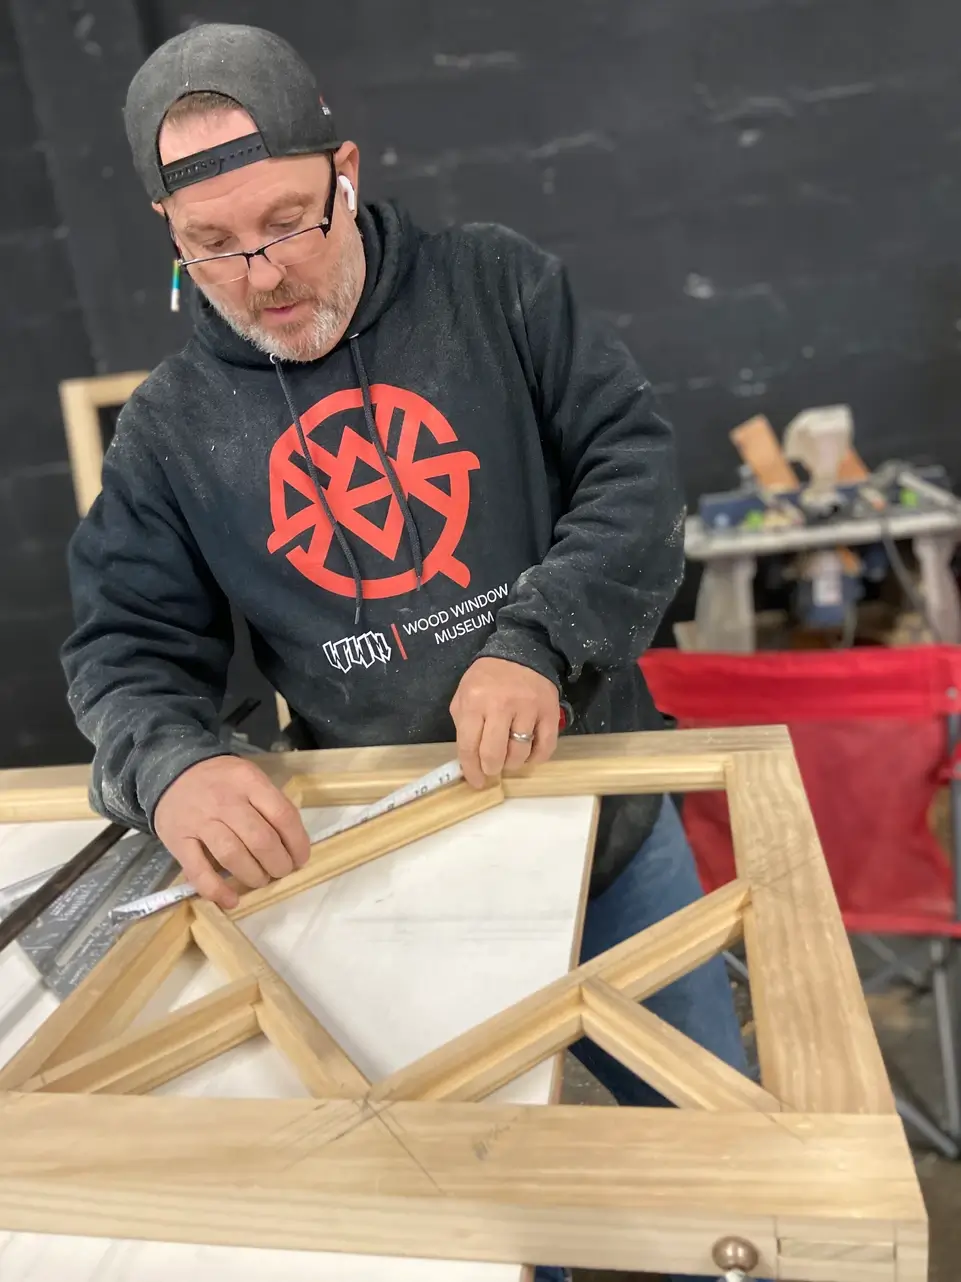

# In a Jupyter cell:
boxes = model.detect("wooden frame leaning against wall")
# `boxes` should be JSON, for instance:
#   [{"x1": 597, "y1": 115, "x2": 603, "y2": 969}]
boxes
[
  {"x1": 0, "y1": 727, "x2": 928, "y2": 1280},
  {"x1": 56, "y1": 369, "x2": 292, "y2": 730},
  {"x1": 58, "y1": 371, "x2": 149, "y2": 518}
]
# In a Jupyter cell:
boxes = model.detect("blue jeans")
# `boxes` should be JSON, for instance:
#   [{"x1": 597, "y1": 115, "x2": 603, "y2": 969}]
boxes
[{"x1": 534, "y1": 797, "x2": 748, "y2": 1282}]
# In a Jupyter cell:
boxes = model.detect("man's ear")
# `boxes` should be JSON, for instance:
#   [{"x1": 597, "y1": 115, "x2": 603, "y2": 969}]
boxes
[
  {"x1": 334, "y1": 141, "x2": 360, "y2": 204},
  {"x1": 156, "y1": 205, "x2": 181, "y2": 253}
]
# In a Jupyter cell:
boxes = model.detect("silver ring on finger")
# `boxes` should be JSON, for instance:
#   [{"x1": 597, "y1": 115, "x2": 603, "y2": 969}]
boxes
[{"x1": 510, "y1": 730, "x2": 534, "y2": 743}]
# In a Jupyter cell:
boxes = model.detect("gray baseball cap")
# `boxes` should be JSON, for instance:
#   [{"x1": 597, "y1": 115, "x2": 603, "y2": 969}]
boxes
[{"x1": 124, "y1": 23, "x2": 341, "y2": 202}]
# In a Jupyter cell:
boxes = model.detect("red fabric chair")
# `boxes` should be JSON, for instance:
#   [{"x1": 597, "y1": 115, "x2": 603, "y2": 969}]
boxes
[
  {"x1": 641, "y1": 645, "x2": 961, "y2": 936},
  {"x1": 640, "y1": 644, "x2": 961, "y2": 1155}
]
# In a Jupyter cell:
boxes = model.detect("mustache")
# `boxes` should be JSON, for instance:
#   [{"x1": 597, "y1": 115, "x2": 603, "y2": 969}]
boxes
[{"x1": 246, "y1": 280, "x2": 318, "y2": 314}]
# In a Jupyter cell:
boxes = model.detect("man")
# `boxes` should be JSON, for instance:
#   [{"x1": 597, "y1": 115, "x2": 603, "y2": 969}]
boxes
[{"x1": 62, "y1": 24, "x2": 745, "y2": 1282}]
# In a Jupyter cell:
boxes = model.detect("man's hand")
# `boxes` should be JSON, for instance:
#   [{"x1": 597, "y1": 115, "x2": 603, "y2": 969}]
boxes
[
  {"x1": 153, "y1": 756, "x2": 310, "y2": 909},
  {"x1": 450, "y1": 657, "x2": 560, "y2": 788}
]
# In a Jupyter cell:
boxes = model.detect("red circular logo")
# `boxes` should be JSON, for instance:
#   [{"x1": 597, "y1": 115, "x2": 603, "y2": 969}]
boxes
[{"x1": 266, "y1": 385, "x2": 480, "y2": 598}]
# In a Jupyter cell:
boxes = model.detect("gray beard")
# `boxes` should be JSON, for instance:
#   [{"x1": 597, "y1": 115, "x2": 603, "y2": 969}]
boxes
[{"x1": 207, "y1": 246, "x2": 364, "y2": 363}]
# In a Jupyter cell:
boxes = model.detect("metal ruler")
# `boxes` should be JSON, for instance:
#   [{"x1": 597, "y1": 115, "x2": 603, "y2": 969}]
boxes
[
  {"x1": 0, "y1": 834, "x2": 176, "y2": 998},
  {"x1": 113, "y1": 758, "x2": 464, "y2": 922},
  {"x1": 41, "y1": 839, "x2": 176, "y2": 999}
]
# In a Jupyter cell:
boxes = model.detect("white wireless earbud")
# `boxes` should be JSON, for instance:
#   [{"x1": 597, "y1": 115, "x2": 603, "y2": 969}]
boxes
[{"x1": 337, "y1": 174, "x2": 357, "y2": 212}]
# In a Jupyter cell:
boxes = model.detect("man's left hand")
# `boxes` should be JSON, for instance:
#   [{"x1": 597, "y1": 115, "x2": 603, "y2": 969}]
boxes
[{"x1": 450, "y1": 656, "x2": 560, "y2": 788}]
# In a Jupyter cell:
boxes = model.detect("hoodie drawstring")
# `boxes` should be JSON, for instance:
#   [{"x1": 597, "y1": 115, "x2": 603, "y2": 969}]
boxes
[
  {"x1": 348, "y1": 335, "x2": 424, "y2": 584},
  {"x1": 272, "y1": 355, "x2": 365, "y2": 625},
  {"x1": 270, "y1": 343, "x2": 423, "y2": 628}
]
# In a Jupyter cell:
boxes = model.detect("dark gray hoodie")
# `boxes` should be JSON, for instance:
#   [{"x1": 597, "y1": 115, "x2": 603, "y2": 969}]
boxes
[{"x1": 61, "y1": 201, "x2": 684, "y2": 894}]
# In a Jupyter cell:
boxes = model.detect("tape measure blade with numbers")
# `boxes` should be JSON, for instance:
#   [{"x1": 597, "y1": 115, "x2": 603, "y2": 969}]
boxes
[{"x1": 113, "y1": 758, "x2": 465, "y2": 922}]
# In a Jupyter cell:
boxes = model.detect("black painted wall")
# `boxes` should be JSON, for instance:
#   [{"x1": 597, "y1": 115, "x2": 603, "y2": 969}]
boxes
[
  {"x1": 1, "y1": 1, "x2": 93, "y2": 766},
  {"x1": 3, "y1": 0, "x2": 961, "y2": 767}
]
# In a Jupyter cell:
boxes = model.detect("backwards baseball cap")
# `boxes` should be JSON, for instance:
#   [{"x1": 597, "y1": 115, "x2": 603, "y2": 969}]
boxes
[{"x1": 124, "y1": 22, "x2": 340, "y2": 202}]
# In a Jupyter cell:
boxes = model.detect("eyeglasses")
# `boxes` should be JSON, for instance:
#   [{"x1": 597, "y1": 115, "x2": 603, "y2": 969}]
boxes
[
  {"x1": 179, "y1": 220, "x2": 333, "y2": 284},
  {"x1": 173, "y1": 153, "x2": 339, "y2": 285}
]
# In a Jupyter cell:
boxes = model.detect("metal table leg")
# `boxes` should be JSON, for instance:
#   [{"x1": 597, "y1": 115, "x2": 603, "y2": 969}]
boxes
[
  {"x1": 930, "y1": 939, "x2": 961, "y2": 1140},
  {"x1": 897, "y1": 1094, "x2": 961, "y2": 1160},
  {"x1": 693, "y1": 556, "x2": 757, "y2": 652},
  {"x1": 938, "y1": 708, "x2": 961, "y2": 1144},
  {"x1": 914, "y1": 533, "x2": 961, "y2": 643}
]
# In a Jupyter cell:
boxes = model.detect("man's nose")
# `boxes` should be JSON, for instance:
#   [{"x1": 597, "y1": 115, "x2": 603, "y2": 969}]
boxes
[{"x1": 246, "y1": 252, "x2": 285, "y2": 290}]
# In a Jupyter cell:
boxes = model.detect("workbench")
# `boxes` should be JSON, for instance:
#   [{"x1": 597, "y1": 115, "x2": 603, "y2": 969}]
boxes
[
  {"x1": 686, "y1": 505, "x2": 961, "y2": 651},
  {"x1": 0, "y1": 796, "x2": 596, "y2": 1281}
]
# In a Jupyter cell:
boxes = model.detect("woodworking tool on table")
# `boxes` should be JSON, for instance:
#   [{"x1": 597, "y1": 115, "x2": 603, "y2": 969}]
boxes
[
  {"x1": 111, "y1": 757, "x2": 465, "y2": 922},
  {"x1": 0, "y1": 831, "x2": 179, "y2": 998},
  {"x1": 0, "y1": 821, "x2": 130, "y2": 960}
]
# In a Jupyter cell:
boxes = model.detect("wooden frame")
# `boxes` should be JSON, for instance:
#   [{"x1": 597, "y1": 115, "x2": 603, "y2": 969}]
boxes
[
  {"x1": 57, "y1": 369, "x2": 293, "y2": 731},
  {"x1": 58, "y1": 371, "x2": 150, "y2": 517},
  {"x1": 0, "y1": 728, "x2": 927, "y2": 1279}
]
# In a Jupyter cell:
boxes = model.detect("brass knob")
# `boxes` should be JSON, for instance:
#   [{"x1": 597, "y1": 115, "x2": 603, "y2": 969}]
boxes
[{"x1": 712, "y1": 1235, "x2": 759, "y2": 1274}]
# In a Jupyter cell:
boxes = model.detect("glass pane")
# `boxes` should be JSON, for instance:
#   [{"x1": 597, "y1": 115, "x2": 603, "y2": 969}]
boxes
[
  {"x1": 188, "y1": 256, "x2": 249, "y2": 285},
  {"x1": 266, "y1": 226, "x2": 328, "y2": 268}
]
